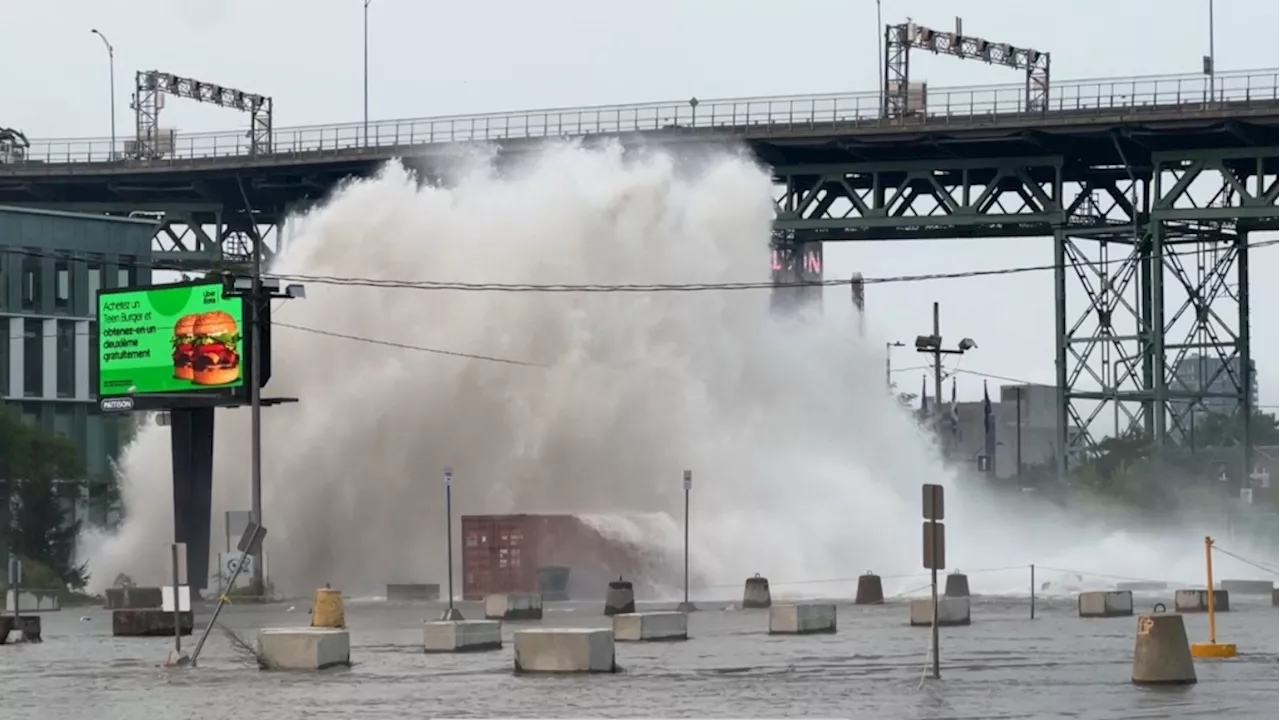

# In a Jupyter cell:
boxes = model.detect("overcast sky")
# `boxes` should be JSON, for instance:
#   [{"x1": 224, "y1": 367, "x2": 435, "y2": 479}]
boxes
[{"x1": 5, "y1": 0, "x2": 1278, "y2": 427}]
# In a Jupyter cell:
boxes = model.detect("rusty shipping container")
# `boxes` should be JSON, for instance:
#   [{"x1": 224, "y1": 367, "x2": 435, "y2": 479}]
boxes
[{"x1": 461, "y1": 514, "x2": 682, "y2": 600}]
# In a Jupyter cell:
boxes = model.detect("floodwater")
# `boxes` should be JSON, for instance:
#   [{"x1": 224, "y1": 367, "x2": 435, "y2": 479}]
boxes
[{"x1": 2, "y1": 594, "x2": 1276, "y2": 719}]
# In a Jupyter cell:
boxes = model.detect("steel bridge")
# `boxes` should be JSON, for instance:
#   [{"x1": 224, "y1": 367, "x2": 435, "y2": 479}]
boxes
[{"x1": 1, "y1": 68, "x2": 1277, "y2": 476}]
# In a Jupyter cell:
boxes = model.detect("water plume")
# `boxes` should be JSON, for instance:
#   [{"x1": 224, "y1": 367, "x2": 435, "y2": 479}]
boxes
[{"x1": 78, "y1": 141, "x2": 1267, "y2": 598}]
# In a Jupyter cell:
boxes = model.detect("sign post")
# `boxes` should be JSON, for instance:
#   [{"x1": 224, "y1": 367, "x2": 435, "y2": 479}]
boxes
[
  {"x1": 677, "y1": 470, "x2": 697, "y2": 613},
  {"x1": 7, "y1": 558, "x2": 21, "y2": 636},
  {"x1": 170, "y1": 542, "x2": 184, "y2": 658},
  {"x1": 189, "y1": 522, "x2": 265, "y2": 667},
  {"x1": 440, "y1": 466, "x2": 462, "y2": 621},
  {"x1": 922, "y1": 483, "x2": 945, "y2": 680}
]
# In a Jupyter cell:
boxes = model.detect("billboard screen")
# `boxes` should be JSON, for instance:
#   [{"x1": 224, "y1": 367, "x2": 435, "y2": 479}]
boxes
[
  {"x1": 769, "y1": 242, "x2": 824, "y2": 314},
  {"x1": 98, "y1": 281, "x2": 244, "y2": 397}
]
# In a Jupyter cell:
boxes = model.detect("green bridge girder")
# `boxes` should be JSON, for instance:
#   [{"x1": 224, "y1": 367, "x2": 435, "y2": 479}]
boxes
[{"x1": 769, "y1": 145, "x2": 1278, "y2": 480}]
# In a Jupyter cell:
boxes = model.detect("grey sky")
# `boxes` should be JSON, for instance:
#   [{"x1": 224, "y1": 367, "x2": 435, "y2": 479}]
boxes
[{"x1": 5, "y1": 0, "x2": 1278, "y2": 423}]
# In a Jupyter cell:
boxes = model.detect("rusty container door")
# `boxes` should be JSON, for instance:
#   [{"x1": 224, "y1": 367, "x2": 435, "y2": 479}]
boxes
[
  {"x1": 462, "y1": 514, "x2": 539, "y2": 598},
  {"x1": 492, "y1": 515, "x2": 536, "y2": 594},
  {"x1": 461, "y1": 516, "x2": 495, "y2": 600}
]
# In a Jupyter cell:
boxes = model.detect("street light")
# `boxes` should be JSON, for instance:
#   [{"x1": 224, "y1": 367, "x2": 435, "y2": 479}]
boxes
[
  {"x1": 228, "y1": 275, "x2": 306, "y2": 596},
  {"x1": 885, "y1": 340, "x2": 905, "y2": 389},
  {"x1": 90, "y1": 29, "x2": 116, "y2": 160},
  {"x1": 363, "y1": 0, "x2": 375, "y2": 147}
]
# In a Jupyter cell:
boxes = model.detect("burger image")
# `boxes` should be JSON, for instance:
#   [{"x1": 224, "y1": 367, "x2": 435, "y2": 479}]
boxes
[
  {"x1": 190, "y1": 310, "x2": 242, "y2": 386},
  {"x1": 171, "y1": 314, "x2": 200, "y2": 380}
]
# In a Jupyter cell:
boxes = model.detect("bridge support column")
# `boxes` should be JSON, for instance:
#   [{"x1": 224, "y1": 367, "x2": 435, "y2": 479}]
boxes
[{"x1": 170, "y1": 407, "x2": 215, "y2": 593}]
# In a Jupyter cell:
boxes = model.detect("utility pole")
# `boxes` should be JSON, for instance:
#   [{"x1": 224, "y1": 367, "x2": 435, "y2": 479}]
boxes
[
  {"x1": 248, "y1": 228, "x2": 264, "y2": 598},
  {"x1": 225, "y1": 195, "x2": 306, "y2": 599},
  {"x1": 914, "y1": 303, "x2": 977, "y2": 449}
]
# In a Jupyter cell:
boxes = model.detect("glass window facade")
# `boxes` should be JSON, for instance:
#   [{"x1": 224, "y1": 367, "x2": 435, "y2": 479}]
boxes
[{"x1": 1, "y1": 207, "x2": 154, "y2": 528}]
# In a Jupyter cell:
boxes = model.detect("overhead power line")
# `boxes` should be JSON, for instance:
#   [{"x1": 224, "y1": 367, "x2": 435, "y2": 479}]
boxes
[
  {"x1": 3, "y1": 238, "x2": 1274, "y2": 294},
  {"x1": 272, "y1": 322, "x2": 542, "y2": 367}
]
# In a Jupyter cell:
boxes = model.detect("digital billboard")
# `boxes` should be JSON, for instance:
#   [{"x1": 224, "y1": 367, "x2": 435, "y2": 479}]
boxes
[
  {"x1": 98, "y1": 281, "x2": 244, "y2": 398},
  {"x1": 769, "y1": 242, "x2": 824, "y2": 315}
]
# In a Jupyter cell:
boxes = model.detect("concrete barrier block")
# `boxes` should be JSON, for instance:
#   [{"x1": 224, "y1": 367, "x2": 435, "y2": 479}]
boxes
[
  {"x1": 258, "y1": 628, "x2": 351, "y2": 671},
  {"x1": 855, "y1": 573, "x2": 884, "y2": 604},
  {"x1": 5, "y1": 590, "x2": 61, "y2": 613},
  {"x1": 112, "y1": 609, "x2": 194, "y2": 637},
  {"x1": 104, "y1": 586, "x2": 164, "y2": 610},
  {"x1": 742, "y1": 575, "x2": 771, "y2": 609},
  {"x1": 484, "y1": 593, "x2": 543, "y2": 620},
  {"x1": 1116, "y1": 581, "x2": 1168, "y2": 592},
  {"x1": 386, "y1": 583, "x2": 440, "y2": 602},
  {"x1": 1174, "y1": 589, "x2": 1229, "y2": 613},
  {"x1": 423, "y1": 619, "x2": 502, "y2": 653},
  {"x1": 513, "y1": 628, "x2": 617, "y2": 673},
  {"x1": 1078, "y1": 590, "x2": 1134, "y2": 618},
  {"x1": 768, "y1": 603, "x2": 837, "y2": 635},
  {"x1": 909, "y1": 597, "x2": 971, "y2": 626},
  {"x1": 613, "y1": 612, "x2": 688, "y2": 642},
  {"x1": 1219, "y1": 579, "x2": 1274, "y2": 596},
  {"x1": 604, "y1": 580, "x2": 635, "y2": 616},
  {"x1": 1131, "y1": 613, "x2": 1195, "y2": 685},
  {"x1": 0, "y1": 616, "x2": 42, "y2": 643},
  {"x1": 944, "y1": 573, "x2": 970, "y2": 598}
]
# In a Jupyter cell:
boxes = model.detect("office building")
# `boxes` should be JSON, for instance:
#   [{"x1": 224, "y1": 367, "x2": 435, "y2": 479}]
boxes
[
  {"x1": 0, "y1": 205, "x2": 154, "y2": 526},
  {"x1": 1171, "y1": 354, "x2": 1258, "y2": 416}
]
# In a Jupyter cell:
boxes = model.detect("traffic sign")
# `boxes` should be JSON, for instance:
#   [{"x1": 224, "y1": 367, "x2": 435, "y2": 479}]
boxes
[
  {"x1": 683, "y1": 470, "x2": 692, "y2": 491},
  {"x1": 444, "y1": 466, "x2": 454, "y2": 487},
  {"x1": 922, "y1": 484, "x2": 944, "y2": 520},
  {"x1": 923, "y1": 521, "x2": 946, "y2": 570}
]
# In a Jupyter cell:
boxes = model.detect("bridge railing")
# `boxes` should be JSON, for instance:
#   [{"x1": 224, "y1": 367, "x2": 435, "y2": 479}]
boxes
[{"x1": 13, "y1": 68, "x2": 1279, "y2": 166}]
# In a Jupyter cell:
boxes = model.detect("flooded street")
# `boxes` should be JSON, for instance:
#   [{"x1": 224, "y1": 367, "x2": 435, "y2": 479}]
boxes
[{"x1": 2, "y1": 594, "x2": 1276, "y2": 719}]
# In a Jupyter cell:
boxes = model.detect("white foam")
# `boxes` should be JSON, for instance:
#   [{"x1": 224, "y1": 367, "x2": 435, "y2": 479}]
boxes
[{"x1": 77, "y1": 141, "x2": 1269, "y2": 598}]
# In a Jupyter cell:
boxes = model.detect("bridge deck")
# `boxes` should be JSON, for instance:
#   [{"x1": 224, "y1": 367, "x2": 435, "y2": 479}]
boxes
[{"x1": 3, "y1": 68, "x2": 1275, "y2": 177}]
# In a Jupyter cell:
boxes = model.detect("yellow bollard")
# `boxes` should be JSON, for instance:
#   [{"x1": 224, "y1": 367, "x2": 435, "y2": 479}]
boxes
[
  {"x1": 1189, "y1": 536, "x2": 1236, "y2": 659},
  {"x1": 310, "y1": 588, "x2": 346, "y2": 629}
]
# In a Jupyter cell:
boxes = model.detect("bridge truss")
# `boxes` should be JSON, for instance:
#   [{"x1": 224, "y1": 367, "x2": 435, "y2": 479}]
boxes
[{"x1": 771, "y1": 143, "x2": 1277, "y2": 481}]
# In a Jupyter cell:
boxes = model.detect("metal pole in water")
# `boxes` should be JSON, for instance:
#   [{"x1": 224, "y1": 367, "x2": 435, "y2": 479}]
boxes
[
  {"x1": 931, "y1": 562, "x2": 940, "y2": 679},
  {"x1": 1030, "y1": 564, "x2": 1036, "y2": 619},
  {"x1": 171, "y1": 543, "x2": 182, "y2": 655},
  {"x1": 1204, "y1": 536, "x2": 1216, "y2": 644},
  {"x1": 444, "y1": 466, "x2": 456, "y2": 618},
  {"x1": 683, "y1": 470, "x2": 691, "y2": 607}
]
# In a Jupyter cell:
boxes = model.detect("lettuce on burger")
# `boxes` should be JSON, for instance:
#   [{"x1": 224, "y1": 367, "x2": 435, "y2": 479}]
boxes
[
  {"x1": 191, "y1": 310, "x2": 242, "y2": 386},
  {"x1": 171, "y1": 313, "x2": 200, "y2": 380}
]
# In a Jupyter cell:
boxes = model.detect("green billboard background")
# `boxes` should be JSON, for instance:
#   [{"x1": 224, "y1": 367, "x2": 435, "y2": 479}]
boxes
[{"x1": 98, "y1": 282, "x2": 245, "y2": 397}]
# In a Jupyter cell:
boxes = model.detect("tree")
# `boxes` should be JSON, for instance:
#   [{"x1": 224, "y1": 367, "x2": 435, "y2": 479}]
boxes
[
  {"x1": 0, "y1": 405, "x2": 89, "y2": 589},
  {"x1": 1183, "y1": 410, "x2": 1280, "y2": 449}
]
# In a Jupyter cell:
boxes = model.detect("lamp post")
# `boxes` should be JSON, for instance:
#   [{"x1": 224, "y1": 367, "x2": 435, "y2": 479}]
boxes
[
  {"x1": 676, "y1": 470, "x2": 697, "y2": 613},
  {"x1": 440, "y1": 466, "x2": 462, "y2": 620},
  {"x1": 364, "y1": 0, "x2": 374, "y2": 146},
  {"x1": 885, "y1": 340, "x2": 905, "y2": 389},
  {"x1": 90, "y1": 29, "x2": 116, "y2": 159},
  {"x1": 225, "y1": 275, "x2": 306, "y2": 598}
]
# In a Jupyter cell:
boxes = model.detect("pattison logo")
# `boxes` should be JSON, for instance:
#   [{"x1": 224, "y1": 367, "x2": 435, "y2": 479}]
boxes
[{"x1": 100, "y1": 397, "x2": 135, "y2": 412}]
